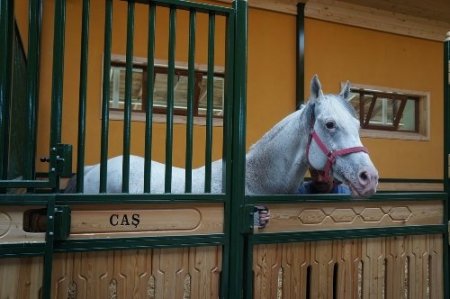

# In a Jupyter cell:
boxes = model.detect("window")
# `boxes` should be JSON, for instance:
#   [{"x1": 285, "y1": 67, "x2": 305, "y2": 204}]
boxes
[
  {"x1": 108, "y1": 61, "x2": 224, "y2": 119},
  {"x1": 348, "y1": 84, "x2": 429, "y2": 140},
  {"x1": 109, "y1": 63, "x2": 145, "y2": 111}
]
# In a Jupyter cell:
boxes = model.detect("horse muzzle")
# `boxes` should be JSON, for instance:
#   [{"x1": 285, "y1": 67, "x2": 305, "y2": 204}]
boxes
[{"x1": 352, "y1": 167, "x2": 379, "y2": 197}]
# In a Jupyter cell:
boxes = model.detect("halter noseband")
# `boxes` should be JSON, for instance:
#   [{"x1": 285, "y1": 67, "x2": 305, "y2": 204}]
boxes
[{"x1": 306, "y1": 105, "x2": 368, "y2": 182}]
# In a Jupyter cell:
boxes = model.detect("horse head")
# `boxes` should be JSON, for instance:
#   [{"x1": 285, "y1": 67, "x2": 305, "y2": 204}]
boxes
[{"x1": 306, "y1": 75, "x2": 379, "y2": 197}]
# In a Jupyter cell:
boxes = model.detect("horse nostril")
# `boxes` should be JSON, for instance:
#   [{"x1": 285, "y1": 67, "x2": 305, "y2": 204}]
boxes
[{"x1": 359, "y1": 171, "x2": 369, "y2": 183}]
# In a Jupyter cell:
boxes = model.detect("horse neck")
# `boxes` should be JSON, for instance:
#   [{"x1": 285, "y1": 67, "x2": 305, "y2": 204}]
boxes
[{"x1": 245, "y1": 108, "x2": 311, "y2": 194}]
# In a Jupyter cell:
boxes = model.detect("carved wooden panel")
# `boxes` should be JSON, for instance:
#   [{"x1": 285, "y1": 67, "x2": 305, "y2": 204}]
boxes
[
  {"x1": 0, "y1": 206, "x2": 45, "y2": 243},
  {"x1": 69, "y1": 203, "x2": 224, "y2": 239},
  {"x1": 0, "y1": 257, "x2": 43, "y2": 298},
  {"x1": 256, "y1": 201, "x2": 443, "y2": 233},
  {"x1": 253, "y1": 234, "x2": 443, "y2": 299},
  {"x1": 52, "y1": 246, "x2": 222, "y2": 298}
]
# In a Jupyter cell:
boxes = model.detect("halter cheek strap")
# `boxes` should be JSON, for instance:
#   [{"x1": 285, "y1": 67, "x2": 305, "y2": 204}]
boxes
[{"x1": 306, "y1": 131, "x2": 368, "y2": 181}]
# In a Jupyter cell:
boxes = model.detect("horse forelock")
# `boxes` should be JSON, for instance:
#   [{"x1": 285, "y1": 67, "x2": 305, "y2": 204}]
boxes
[{"x1": 317, "y1": 93, "x2": 358, "y2": 121}]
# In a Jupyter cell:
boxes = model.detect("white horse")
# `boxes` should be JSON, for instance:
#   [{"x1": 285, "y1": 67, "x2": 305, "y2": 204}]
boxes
[{"x1": 74, "y1": 75, "x2": 378, "y2": 197}]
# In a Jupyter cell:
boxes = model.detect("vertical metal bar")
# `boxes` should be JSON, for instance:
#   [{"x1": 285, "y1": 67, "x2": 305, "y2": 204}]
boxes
[
  {"x1": 0, "y1": 0, "x2": 14, "y2": 181},
  {"x1": 220, "y1": 9, "x2": 234, "y2": 298},
  {"x1": 49, "y1": 0, "x2": 66, "y2": 190},
  {"x1": 185, "y1": 9, "x2": 196, "y2": 193},
  {"x1": 25, "y1": 0, "x2": 42, "y2": 181},
  {"x1": 444, "y1": 31, "x2": 450, "y2": 299},
  {"x1": 204, "y1": 12, "x2": 215, "y2": 193},
  {"x1": 445, "y1": 32, "x2": 450, "y2": 196},
  {"x1": 296, "y1": 3, "x2": 305, "y2": 109},
  {"x1": 76, "y1": 0, "x2": 90, "y2": 192},
  {"x1": 229, "y1": 0, "x2": 247, "y2": 298},
  {"x1": 144, "y1": 3, "x2": 156, "y2": 193},
  {"x1": 122, "y1": 1, "x2": 135, "y2": 193},
  {"x1": 165, "y1": 7, "x2": 176, "y2": 193},
  {"x1": 223, "y1": 13, "x2": 234, "y2": 195},
  {"x1": 41, "y1": 196, "x2": 56, "y2": 299},
  {"x1": 100, "y1": 0, "x2": 113, "y2": 193}
]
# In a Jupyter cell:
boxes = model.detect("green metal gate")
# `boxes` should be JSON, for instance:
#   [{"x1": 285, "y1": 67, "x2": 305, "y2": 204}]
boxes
[
  {"x1": 0, "y1": 0, "x2": 249, "y2": 298},
  {"x1": 1, "y1": 0, "x2": 450, "y2": 298}
]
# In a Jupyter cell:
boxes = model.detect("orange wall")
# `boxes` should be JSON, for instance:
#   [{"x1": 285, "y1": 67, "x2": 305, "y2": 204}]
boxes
[
  {"x1": 28, "y1": 1, "x2": 443, "y2": 179},
  {"x1": 246, "y1": 8, "x2": 297, "y2": 146}
]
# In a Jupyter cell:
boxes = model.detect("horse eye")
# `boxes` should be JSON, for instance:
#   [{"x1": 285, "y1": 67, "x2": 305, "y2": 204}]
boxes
[{"x1": 325, "y1": 121, "x2": 336, "y2": 130}]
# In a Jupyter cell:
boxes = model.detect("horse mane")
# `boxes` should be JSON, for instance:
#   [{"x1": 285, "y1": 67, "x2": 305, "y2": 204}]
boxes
[{"x1": 247, "y1": 101, "x2": 314, "y2": 154}]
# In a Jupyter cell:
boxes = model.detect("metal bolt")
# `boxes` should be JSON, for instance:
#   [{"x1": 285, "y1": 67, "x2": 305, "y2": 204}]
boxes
[
  {"x1": 49, "y1": 216, "x2": 53, "y2": 220},
  {"x1": 51, "y1": 168, "x2": 55, "y2": 172},
  {"x1": 52, "y1": 147, "x2": 57, "y2": 152},
  {"x1": 49, "y1": 232, "x2": 54, "y2": 236}
]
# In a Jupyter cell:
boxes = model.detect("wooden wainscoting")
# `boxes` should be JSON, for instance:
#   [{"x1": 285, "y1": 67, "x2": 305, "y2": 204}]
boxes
[
  {"x1": 0, "y1": 257, "x2": 43, "y2": 298},
  {"x1": 51, "y1": 246, "x2": 222, "y2": 298},
  {"x1": 253, "y1": 234, "x2": 443, "y2": 299}
]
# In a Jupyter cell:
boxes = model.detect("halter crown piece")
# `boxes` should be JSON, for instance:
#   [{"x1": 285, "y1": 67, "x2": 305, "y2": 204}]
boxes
[{"x1": 306, "y1": 104, "x2": 368, "y2": 182}]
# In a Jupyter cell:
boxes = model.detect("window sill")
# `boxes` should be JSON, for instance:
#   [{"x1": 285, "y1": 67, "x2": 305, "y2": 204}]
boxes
[
  {"x1": 360, "y1": 129, "x2": 429, "y2": 141},
  {"x1": 108, "y1": 110, "x2": 224, "y2": 127}
]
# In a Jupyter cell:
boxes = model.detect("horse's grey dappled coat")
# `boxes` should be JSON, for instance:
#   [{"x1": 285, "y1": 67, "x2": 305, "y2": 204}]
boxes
[{"x1": 71, "y1": 76, "x2": 378, "y2": 197}]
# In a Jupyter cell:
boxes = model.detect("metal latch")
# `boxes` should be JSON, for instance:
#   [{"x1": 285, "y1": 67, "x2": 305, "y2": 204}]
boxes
[
  {"x1": 54, "y1": 206, "x2": 71, "y2": 240},
  {"x1": 55, "y1": 144, "x2": 73, "y2": 177},
  {"x1": 41, "y1": 143, "x2": 73, "y2": 177},
  {"x1": 23, "y1": 206, "x2": 71, "y2": 240}
]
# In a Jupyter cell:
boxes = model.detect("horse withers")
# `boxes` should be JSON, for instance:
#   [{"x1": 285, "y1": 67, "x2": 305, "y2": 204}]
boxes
[{"x1": 69, "y1": 75, "x2": 378, "y2": 197}]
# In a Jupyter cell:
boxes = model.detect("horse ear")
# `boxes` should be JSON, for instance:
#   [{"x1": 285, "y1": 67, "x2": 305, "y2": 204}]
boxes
[
  {"x1": 339, "y1": 81, "x2": 351, "y2": 100},
  {"x1": 310, "y1": 75, "x2": 323, "y2": 100}
]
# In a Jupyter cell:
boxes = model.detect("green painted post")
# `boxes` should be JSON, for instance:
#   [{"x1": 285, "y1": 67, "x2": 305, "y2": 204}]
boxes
[
  {"x1": 296, "y1": 3, "x2": 305, "y2": 109},
  {"x1": 41, "y1": 196, "x2": 56, "y2": 299},
  {"x1": 220, "y1": 9, "x2": 235, "y2": 298},
  {"x1": 223, "y1": 11, "x2": 234, "y2": 196},
  {"x1": 444, "y1": 31, "x2": 450, "y2": 299},
  {"x1": 185, "y1": 9, "x2": 196, "y2": 193},
  {"x1": 49, "y1": 0, "x2": 66, "y2": 190},
  {"x1": 76, "y1": 0, "x2": 90, "y2": 192},
  {"x1": 100, "y1": 0, "x2": 113, "y2": 193},
  {"x1": 228, "y1": 0, "x2": 248, "y2": 298},
  {"x1": 165, "y1": 7, "x2": 176, "y2": 193},
  {"x1": 122, "y1": 1, "x2": 135, "y2": 193},
  {"x1": 0, "y1": 0, "x2": 14, "y2": 182},
  {"x1": 205, "y1": 12, "x2": 215, "y2": 193},
  {"x1": 42, "y1": 0, "x2": 67, "y2": 292},
  {"x1": 144, "y1": 3, "x2": 156, "y2": 193},
  {"x1": 25, "y1": 0, "x2": 42, "y2": 181}
]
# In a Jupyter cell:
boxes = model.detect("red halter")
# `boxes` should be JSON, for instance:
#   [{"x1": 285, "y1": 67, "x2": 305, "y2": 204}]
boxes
[{"x1": 306, "y1": 130, "x2": 368, "y2": 182}]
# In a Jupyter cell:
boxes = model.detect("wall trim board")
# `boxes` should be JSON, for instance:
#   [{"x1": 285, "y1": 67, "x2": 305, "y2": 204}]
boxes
[{"x1": 216, "y1": 0, "x2": 450, "y2": 41}]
